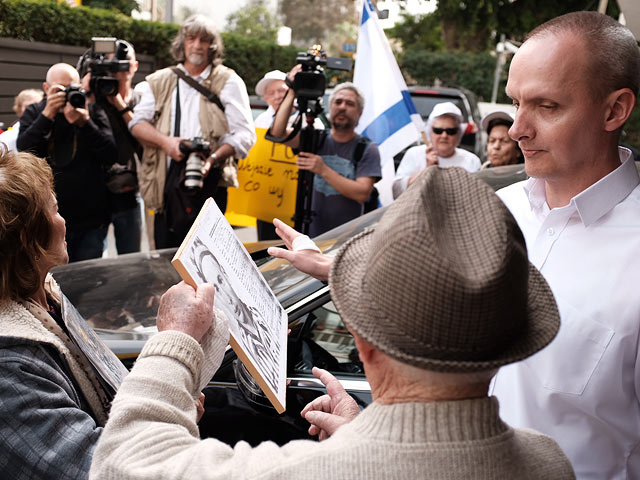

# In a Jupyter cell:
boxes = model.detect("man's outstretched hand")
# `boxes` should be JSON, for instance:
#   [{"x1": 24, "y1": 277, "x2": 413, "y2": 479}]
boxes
[
  {"x1": 300, "y1": 367, "x2": 360, "y2": 441},
  {"x1": 267, "y1": 219, "x2": 333, "y2": 282}
]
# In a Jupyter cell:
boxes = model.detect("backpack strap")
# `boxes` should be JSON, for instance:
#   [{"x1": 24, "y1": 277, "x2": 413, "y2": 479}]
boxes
[{"x1": 353, "y1": 135, "x2": 371, "y2": 166}]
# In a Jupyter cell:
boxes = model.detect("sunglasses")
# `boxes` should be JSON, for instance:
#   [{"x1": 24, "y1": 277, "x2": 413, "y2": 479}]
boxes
[{"x1": 432, "y1": 127, "x2": 459, "y2": 136}]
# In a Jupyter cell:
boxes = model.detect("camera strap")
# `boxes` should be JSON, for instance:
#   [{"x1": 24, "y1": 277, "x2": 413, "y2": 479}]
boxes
[
  {"x1": 170, "y1": 67, "x2": 225, "y2": 113},
  {"x1": 174, "y1": 76, "x2": 181, "y2": 137}
]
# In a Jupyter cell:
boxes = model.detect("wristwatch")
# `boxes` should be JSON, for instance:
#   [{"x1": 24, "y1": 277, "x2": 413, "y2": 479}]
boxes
[
  {"x1": 209, "y1": 152, "x2": 218, "y2": 167},
  {"x1": 118, "y1": 106, "x2": 133, "y2": 116}
]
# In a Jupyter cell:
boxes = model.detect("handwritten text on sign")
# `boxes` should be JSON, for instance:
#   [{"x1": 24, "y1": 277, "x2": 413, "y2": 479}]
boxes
[{"x1": 226, "y1": 127, "x2": 299, "y2": 226}]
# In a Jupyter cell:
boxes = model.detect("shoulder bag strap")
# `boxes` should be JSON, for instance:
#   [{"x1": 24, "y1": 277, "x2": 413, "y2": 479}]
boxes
[{"x1": 170, "y1": 66, "x2": 225, "y2": 113}]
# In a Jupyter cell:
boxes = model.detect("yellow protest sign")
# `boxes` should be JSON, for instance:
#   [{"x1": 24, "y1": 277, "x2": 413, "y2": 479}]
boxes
[{"x1": 226, "y1": 128, "x2": 299, "y2": 226}]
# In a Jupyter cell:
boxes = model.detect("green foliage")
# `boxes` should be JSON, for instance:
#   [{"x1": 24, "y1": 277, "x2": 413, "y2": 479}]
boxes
[
  {"x1": 387, "y1": 12, "x2": 443, "y2": 51},
  {"x1": 83, "y1": 0, "x2": 138, "y2": 16},
  {"x1": 225, "y1": 1, "x2": 281, "y2": 43},
  {"x1": 0, "y1": 0, "x2": 178, "y2": 65},
  {"x1": 0, "y1": 0, "x2": 300, "y2": 91},
  {"x1": 279, "y1": 0, "x2": 356, "y2": 47},
  {"x1": 222, "y1": 34, "x2": 298, "y2": 93},
  {"x1": 400, "y1": 49, "x2": 504, "y2": 102}
]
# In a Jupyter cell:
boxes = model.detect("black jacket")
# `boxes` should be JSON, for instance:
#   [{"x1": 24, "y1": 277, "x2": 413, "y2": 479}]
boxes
[{"x1": 17, "y1": 99, "x2": 117, "y2": 229}]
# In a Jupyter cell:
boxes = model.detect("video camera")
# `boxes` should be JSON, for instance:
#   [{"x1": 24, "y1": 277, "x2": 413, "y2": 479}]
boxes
[
  {"x1": 292, "y1": 44, "x2": 352, "y2": 104},
  {"x1": 77, "y1": 37, "x2": 130, "y2": 99},
  {"x1": 179, "y1": 137, "x2": 212, "y2": 193}
]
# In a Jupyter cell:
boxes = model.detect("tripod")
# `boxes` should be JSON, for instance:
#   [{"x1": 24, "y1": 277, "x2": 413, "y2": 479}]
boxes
[{"x1": 292, "y1": 97, "x2": 326, "y2": 234}]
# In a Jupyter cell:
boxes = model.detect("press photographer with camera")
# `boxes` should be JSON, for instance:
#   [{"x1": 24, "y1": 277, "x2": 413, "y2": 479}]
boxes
[
  {"x1": 17, "y1": 62, "x2": 117, "y2": 262},
  {"x1": 270, "y1": 64, "x2": 381, "y2": 237},
  {"x1": 129, "y1": 14, "x2": 255, "y2": 249},
  {"x1": 78, "y1": 38, "x2": 143, "y2": 254}
]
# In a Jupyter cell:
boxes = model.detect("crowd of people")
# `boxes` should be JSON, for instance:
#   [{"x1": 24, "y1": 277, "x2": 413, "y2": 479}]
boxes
[{"x1": 0, "y1": 8, "x2": 639, "y2": 480}]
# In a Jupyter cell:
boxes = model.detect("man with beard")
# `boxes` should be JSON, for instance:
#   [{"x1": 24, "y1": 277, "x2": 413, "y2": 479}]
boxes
[
  {"x1": 271, "y1": 76, "x2": 381, "y2": 237},
  {"x1": 130, "y1": 14, "x2": 255, "y2": 248}
]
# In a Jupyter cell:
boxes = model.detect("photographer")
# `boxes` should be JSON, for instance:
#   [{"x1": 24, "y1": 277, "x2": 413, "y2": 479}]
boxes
[
  {"x1": 80, "y1": 40, "x2": 143, "y2": 254},
  {"x1": 271, "y1": 66, "x2": 381, "y2": 237},
  {"x1": 17, "y1": 63, "x2": 117, "y2": 262},
  {"x1": 130, "y1": 14, "x2": 255, "y2": 249}
]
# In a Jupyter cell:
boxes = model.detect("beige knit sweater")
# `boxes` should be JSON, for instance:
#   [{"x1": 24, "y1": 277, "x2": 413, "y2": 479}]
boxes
[{"x1": 90, "y1": 321, "x2": 575, "y2": 480}]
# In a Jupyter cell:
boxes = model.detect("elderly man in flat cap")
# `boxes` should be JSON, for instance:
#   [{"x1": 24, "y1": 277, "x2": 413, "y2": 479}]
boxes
[{"x1": 89, "y1": 168, "x2": 574, "y2": 479}]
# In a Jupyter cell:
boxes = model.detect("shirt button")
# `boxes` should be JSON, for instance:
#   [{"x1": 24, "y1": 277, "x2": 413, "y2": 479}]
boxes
[{"x1": 546, "y1": 227, "x2": 555, "y2": 236}]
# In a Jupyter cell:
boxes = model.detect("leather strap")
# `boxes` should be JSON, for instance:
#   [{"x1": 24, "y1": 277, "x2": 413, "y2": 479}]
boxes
[{"x1": 170, "y1": 66, "x2": 225, "y2": 112}]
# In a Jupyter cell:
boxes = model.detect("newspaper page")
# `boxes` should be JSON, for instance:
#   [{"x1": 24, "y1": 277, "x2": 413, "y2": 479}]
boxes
[
  {"x1": 172, "y1": 198, "x2": 288, "y2": 413},
  {"x1": 61, "y1": 294, "x2": 129, "y2": 392}
]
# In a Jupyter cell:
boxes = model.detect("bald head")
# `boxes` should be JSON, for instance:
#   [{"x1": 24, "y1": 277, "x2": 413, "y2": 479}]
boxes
[{"x1": 45, "y1": 63, "x2": 80, "y2": 88}]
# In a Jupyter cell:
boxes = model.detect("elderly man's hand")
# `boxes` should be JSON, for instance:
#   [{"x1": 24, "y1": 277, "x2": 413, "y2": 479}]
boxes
[
  {"x1": 157, "y1": 281, "x2": 215, "y2": 342},
  {"x1": 267, "y1": 218, "x2": 332, "y2": 282},
  {"x1": 301, "y1": 367, "x2": 360, "y2": 440}
]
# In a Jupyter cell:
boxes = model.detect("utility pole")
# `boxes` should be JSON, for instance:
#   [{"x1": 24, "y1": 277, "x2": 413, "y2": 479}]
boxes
[
  {"x1": 491, "y1": 34, "x2": 506, "y2": 104},
  {"x1": 165, "y1": 0, "x2": 173, "y2": 23}
]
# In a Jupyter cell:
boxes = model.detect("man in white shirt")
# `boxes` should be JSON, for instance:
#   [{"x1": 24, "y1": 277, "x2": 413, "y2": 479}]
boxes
[
  {"x1": 491, "y1": 11, "x2": 640, "y2": 479},
  {"x1": 392, "y1": 102, "x2": 480, "y2": 199},
  {"x1": 254, "y1": 70, "x2": 288, "y2": 129},
  {"x1": 130, "y1": 14, "x2": 255, "y2": 248}
]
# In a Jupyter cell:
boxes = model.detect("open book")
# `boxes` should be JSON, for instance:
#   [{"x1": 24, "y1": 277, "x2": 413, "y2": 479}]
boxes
[{"x1": 171, "y1": 198, "x2": 288, "y2": 413}]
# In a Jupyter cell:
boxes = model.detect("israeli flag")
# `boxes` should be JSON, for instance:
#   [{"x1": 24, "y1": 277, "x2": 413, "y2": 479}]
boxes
[{"x1": 354, "y1": 0, "x2": 424, "y2": 204}]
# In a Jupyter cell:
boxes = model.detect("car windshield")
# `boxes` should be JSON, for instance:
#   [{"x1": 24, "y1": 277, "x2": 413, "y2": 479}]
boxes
[{"x1": 411, "y1": 94, "x2": 469, "y2": 123}]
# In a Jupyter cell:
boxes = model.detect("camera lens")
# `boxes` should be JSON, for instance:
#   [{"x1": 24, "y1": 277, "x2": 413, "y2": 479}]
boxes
[
  {"x1": 67, "y1": 89, "x2": 86, "y2": 108},
  {"x1": 184, "y1": 153, "x2": 204, "y2": 192}
]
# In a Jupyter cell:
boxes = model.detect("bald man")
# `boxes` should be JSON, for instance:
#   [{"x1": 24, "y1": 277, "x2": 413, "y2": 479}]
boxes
[{"x1": 18, "y1": 63, "x2": 117, "y2": 262}]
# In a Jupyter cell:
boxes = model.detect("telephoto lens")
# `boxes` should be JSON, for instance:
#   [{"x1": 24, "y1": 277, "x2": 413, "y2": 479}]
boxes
[{"x1": 184, "y1": 153, "x2": 204, "y2": 192}]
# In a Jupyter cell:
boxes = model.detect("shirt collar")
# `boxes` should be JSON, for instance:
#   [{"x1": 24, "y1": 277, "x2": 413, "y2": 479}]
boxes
[
  {"x1": 177, "y1": 63, "x2": 212, "y2": 81},
  {"x1": 522, "y1": 147, "x2": 639, "y2": 227}
]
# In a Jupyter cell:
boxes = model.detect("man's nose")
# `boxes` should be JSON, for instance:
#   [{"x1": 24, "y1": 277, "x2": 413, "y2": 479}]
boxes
[{"x1": 509, "y1": 110, "x2": 530, "y2": 141}]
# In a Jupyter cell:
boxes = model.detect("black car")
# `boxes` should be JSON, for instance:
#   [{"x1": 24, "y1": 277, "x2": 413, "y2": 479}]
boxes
[{"x1": 52, "y1": 165, "x2": 529, "y2": 446}]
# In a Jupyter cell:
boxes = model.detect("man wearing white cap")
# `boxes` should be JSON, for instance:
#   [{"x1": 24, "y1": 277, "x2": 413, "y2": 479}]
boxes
[
  {"x1": 254, "y1": 70, "x2": 289, "y2": 129},
  {"x1": 392, "y1": 102, "x2": 480, "y2": 199}
]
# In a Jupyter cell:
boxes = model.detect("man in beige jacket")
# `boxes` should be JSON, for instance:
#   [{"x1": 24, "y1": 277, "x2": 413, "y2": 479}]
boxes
[{"x1": 130, "y1": 14, "x2": 255, "y2": 248}]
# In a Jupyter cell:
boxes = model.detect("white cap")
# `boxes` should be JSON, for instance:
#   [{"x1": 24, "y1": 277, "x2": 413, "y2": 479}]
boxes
[
  {"x1": 425, "y1": 102, "x2": 464, "y2": 145},
  {"x1": 481, "y1": 110, "x2": 515, "y2": 132},
  {"x1": 255, "y1": 70, "x2": 286, "y2": 97},
  {"x1": 428, "y1": 102, "x2": 463, "y2": 124}
]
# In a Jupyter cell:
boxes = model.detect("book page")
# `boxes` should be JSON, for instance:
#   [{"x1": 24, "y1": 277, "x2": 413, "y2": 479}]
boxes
[{"x1": 173, "y1": 198, "x2": 288, "y2": 413}]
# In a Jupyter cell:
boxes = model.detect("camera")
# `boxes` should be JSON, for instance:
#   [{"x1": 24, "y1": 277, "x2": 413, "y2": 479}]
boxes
[
  {"x1": 77, "y1": 37, "x2": 131, "y2": 99},
  {"x1": 293, "y1": 44, "x2": 353, "y2": 102},
  {"x1": 179, "y1": 137, "x2": 212, "y2": 192},
  {"x1": 60, "y1": 84, "x2": 87, "y2": 108}
]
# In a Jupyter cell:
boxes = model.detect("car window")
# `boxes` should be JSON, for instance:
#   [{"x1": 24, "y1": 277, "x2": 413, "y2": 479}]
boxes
[
  {"x1": 292, "y1": 299, "x2": 363, "y2": 375},
  {"x1": 411, "y1": 95, "x2": 469, "y2": 122}
]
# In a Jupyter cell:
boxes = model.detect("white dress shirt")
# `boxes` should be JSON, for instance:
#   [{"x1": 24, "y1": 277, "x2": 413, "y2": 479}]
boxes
[
  {"x1": 493, "y1": 148, "x2": 640, "y2": 480},
  {"x1": 0, "y1": 122, "x2": 19, "y2": 151},
  {"x1": 254, "y1": 106, "x2": 276, "y2": 129},
  {"x1": 392, "y1": 145, "x2": 481, "y2": 198},
  {"x1": 131, "y1": 64, "x2": 256, "y2": 163}
]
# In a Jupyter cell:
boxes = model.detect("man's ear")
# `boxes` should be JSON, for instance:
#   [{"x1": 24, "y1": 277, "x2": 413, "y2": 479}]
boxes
[
  {"x1": 604, "y1": 88, "x2": 636, "y2": 132},
  {"x1": 42, "y1": 82, "x2": 49, "y2": 95},
  {"x1": 352, "y1": 331, "x2": 374, "y2": 364}
]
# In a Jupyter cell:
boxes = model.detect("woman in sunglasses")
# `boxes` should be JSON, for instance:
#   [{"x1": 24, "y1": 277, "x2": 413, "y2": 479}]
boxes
[{"x1": 392, "y1": 102, "x2": 481, "y2": 199}]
